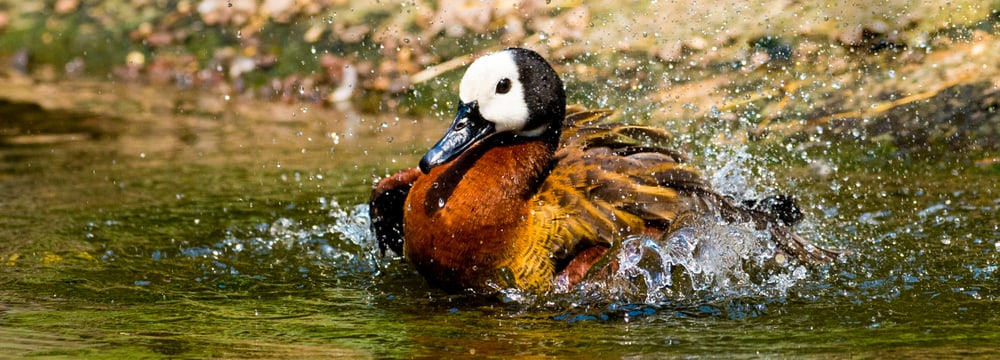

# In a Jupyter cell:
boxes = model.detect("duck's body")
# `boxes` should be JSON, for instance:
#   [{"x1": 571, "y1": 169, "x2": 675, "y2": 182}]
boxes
[{"x1": 371, "y1": 48, "x2": 837, "y2": 294}]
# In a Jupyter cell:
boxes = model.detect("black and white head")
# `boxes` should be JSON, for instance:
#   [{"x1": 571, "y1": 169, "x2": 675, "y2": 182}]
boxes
[{"x1": 419, "y1": 48, "x2": 566, "y2": 173}]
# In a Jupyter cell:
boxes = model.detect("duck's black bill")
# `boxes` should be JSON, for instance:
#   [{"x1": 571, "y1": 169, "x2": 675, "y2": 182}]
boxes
[{"x1": 419, "y1": 101, "x2": 495, "y2": 173}]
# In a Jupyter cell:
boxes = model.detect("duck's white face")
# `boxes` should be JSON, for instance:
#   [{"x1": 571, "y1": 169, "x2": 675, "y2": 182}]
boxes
[
  {"x1": 419, "y1": 48, "x2": 565, "y2": 173},
  {"x1": 458, "y1": 51, "x2": 530, "y2": 134}
]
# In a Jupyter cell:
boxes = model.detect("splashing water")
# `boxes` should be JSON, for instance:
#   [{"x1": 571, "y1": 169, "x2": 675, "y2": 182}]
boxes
[
  {"x1": 174, "y1": 198, "x2": 382, "y2": 289},
  {"x1": 704, "y1": 144, "x2": 774, "y2": 201},
  {"x1": 556, "y1": 214, "x2": 809, "y2": 307}
]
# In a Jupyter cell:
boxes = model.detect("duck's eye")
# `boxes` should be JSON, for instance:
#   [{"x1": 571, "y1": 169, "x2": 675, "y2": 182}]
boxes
[{"x1": 495, "y1": 78, "x2": 511, "y2": 94}]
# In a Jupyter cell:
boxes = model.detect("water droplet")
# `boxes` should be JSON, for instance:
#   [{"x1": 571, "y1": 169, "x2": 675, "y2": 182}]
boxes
[{"x1": 437, "y1": 198, "x2": 445, "y2": 208}]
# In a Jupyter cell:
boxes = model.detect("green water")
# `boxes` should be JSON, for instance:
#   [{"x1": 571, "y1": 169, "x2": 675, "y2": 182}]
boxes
[{"x1": 1, "y1": 80, "x2": 999, "y2": 358}]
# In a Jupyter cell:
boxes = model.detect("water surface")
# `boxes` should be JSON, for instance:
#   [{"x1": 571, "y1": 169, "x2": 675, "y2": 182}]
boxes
[{"x1": 1, "y1": 79, "x2": 999, "y2": 358}]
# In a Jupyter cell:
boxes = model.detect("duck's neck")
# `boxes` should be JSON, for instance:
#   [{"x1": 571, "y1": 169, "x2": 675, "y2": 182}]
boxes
[{"x1": 423, "y1": 133, "x2": 555, "y2": 215}]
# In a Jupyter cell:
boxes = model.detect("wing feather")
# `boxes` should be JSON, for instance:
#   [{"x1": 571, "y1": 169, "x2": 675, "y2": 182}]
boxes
[{"x1": 538, "y1": 106, "x2": 838, "y2": 268}]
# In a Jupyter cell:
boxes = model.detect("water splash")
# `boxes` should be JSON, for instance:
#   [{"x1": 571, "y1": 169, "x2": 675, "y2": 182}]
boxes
[
  {"x1": 560, "y1": 215, "x2": 808, "y2": 307},
  {"x1": 172, "y1": 198, "x2": 382, "y2": 289},
  {"x1": 703, "y1": 144, "x2": 773, "y2": 201}
]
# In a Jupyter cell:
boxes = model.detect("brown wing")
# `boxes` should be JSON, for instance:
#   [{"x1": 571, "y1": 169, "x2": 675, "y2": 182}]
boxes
[
  {"x1": 538, "y1": 106, "x2": 839, "y2": 268},
  {"x1": 538, "y1": 106, "x2": 707, "y2": 260}
]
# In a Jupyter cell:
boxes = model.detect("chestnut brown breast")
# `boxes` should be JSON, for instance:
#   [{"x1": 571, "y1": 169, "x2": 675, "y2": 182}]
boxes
[{"x1": 403, "y1": 135, "x2": 556, "y2": 293}]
